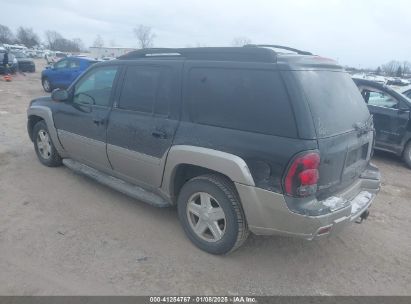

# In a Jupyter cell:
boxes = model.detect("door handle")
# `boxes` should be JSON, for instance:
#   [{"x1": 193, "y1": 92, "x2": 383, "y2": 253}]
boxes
[
  {"x1": 152, "y1": 130, "x2": 168, "y2": 139},
  {"x1": 93, "y1": 118, "x2": 105, "y2": 125}
]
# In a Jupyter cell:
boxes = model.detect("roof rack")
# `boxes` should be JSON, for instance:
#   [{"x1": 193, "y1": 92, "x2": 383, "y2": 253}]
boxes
[
  {"x1": 243, "y1": 44, "x2": 312, "y2": 55},
  {"x1": 118, "y1": 48, "x2": 184, "y2": 59},
  {"x1": 118, "y1": 47, "x2": 278, "y2": 62},
  {"x1": 117, "y1": 45, "x2": 313, "y2": 62}
]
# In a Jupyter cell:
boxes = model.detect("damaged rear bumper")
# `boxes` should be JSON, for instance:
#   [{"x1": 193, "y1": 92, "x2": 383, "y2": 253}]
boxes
[{"x1": 235, "y1": 163, "x2": 380, "y2": 239}]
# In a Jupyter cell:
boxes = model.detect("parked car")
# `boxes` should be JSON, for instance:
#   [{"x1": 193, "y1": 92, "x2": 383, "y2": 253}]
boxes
[
  {"x1": 27, "y1": 46, "x2": 380, "y2": 254},
  {"x1": 41, "y1": 57, "x2": 97, "y2": 92},
  {"x1": 400, "y1": 86, "x2": 411, "y2": 99},
  {"x1": 12, "y1": 51, "x2": 35, "y2": 72},
  {"x1": 0, "y1": 51, "x2": 18, "y2": 74},
  {"x1": 354, "y1": 78, "x2": 411, "y2": 168}
]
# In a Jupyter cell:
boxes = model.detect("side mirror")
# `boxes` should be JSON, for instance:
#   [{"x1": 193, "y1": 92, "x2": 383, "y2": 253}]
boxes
[{"x1": 51, "y1": 89, "x2": 69, "y2": 101}]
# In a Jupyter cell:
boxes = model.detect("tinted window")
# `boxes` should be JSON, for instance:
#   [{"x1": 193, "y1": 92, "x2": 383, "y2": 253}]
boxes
[
  {"x1": 73, "y1": 66, "x2": 118, "y2": 107},
  {"x1": 294, "y1": 71, "x2": 370, "y2": 138},
  {"x1": 68, "y1": 59, "x2": 80, "y2": 69},
  {"x1": 364, "y1": 90, "x2": 398, "y2": 108},
  {"x1": 118, "y1": 66, "x2": 172, "y2": 115},
  {"x1": 54, "y1": 59, "x2": 68, "y2": 69},
  {"x1": 188, "y1": 68, "x2": 297, "y2": 137}
]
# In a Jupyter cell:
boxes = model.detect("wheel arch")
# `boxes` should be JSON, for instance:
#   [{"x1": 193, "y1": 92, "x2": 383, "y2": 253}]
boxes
[
  {"x1": 27, "y1": 115, "x2": 44, "y2": 142},
  {"x1": 161, "y1": 145, "x2": 255, "y2": 203},
  {"x1": 27, "y1": 106, "x2": 67, "y2": 157}
]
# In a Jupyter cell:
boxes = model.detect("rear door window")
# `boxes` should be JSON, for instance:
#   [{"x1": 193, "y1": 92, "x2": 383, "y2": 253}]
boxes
[
  {"x1": 187, "y1": 68, "x2": 297, "y2": 137},
  {"x1": 54, "y1": 59, "x2": 68, "y2": 69},
  {"x1": 118, "y1": 65, "x2": 172, "y2": 115}
]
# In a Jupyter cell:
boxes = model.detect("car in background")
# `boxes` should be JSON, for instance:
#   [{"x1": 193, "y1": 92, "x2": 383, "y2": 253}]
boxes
[
  {"x1": 12, "y1": 51, "x2": 36, "y2": 72},
  {"x1": 41, "y1": 57, "x2": 97, "y2": 92},
  {"x1": 354, "y1": 78, "x2": 411, "y2": 168},
  {"x1": 0, "y1": 51, "x2": 18, "y2": 74}
]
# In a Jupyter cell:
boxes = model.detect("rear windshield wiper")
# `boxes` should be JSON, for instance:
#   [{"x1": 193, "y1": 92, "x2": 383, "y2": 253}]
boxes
[{"x1": 353, "y1": 115, "x2": 373, "y2": 135}]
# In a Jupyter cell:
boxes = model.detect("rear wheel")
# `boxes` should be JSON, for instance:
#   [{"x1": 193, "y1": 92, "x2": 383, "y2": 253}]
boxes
[
  {"x1": 33, "y1": 121, "x2": 62, "y2": 167},
  {"x1": 403, "y1": 141, "x2": 411, "y2": 169},
  {"x1": 42, "y1": 77, "x2": 52, "y2": 92},
  {"x1": 177, "y1": 174, "x2": 249, "y2": 255}
]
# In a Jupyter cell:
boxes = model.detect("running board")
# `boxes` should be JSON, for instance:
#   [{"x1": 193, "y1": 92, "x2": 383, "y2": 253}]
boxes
[{"x1": 62, "y1": 159, "x2": 171, "y2": 208}]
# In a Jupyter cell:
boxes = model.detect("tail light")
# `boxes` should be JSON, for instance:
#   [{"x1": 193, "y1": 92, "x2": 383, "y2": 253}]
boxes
[{"x1": 284, "y1": 151, "x2": 320, "y2": 197}]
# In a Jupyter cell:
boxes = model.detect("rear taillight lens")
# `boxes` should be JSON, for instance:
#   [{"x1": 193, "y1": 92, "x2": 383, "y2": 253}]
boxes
[{"x1": 284, "y1": 152, "x2": 320, "y2": 197}]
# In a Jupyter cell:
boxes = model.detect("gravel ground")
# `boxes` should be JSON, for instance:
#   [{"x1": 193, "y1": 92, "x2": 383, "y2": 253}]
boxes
[{"x1": 0, "y1": 60, "x2": 410, "y2": 295}]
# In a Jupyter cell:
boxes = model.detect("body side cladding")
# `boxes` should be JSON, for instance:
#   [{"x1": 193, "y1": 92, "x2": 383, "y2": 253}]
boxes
[
  {"x1": 27, "y1": 105, "x2": 68, "y2": 157},
  {"x1": 161, "y1": 145, "x2": 255, "y2": 201}
]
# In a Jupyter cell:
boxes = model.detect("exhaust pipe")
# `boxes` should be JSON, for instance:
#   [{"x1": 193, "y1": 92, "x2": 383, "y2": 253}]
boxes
[{"x1": 356, "y1": 209, "x2": 370, "y2": 224}]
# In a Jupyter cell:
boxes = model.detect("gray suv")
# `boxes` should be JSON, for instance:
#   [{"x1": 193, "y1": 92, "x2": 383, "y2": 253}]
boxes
[{"x1": 27, "y1": 46, "x2": 381, "y2": 254}]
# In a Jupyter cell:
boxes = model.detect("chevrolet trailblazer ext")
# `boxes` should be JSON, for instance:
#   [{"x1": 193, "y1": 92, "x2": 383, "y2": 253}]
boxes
[{"x1": 27, "y1": 45, "x2": 381, "y2": 254}]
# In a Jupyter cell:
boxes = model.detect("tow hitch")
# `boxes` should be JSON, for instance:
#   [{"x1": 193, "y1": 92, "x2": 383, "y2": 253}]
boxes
[{"x1": 355, "y1": 209, "x2": 370, "y2": 224}]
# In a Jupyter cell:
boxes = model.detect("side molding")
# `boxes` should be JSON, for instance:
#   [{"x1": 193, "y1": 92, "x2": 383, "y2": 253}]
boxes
[
  {"x1": 27, "y1": 105, "x2": 67, "y2": 157},
  {"x1": 162, "y1": 145, "x2": 255, "y2": 196}
]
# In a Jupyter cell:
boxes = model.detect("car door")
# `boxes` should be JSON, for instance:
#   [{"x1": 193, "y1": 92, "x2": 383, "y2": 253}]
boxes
[
  {"x1": 361, "y1": 88, "x2": 410, "y2": 152},
  {"x1": 106, "y1": 61, "x2": 182, "y2": 189},
  {"x1": 66, "y1": 58, "x2": 82, "y2": 85},
  {"x1": 50, "y1": 59, "x2": 69, "y2": 87},
  {"x1": 54, "y1": 64, "x2": 121, "y2": 171}
]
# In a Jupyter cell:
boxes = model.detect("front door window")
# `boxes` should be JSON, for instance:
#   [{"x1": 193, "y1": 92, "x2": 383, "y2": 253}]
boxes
[{"x1": 73, "y1": 66, "x2": 118, "y2": 107}]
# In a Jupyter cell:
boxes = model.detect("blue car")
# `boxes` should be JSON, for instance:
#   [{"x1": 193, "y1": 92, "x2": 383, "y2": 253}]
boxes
[{"x1": 41, "y1": 57, "x2": 97, "y2": 92}]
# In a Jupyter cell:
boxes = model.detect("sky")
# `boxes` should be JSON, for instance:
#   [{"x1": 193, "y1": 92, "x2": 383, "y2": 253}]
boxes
[{"x1": 1, "y1": 0, "x2": 410, "y2": 68}]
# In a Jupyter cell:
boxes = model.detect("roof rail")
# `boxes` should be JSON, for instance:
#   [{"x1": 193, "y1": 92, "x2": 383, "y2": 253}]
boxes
[
  {"x1": 118, "y1": 48, "x2": 183, "y2": 59},
  {"x1": 118, "y1": 47, "x2": 278, "y2": 62},
  {"x1": 243, "y1": 44, "x2": 312, "y2": 55}
]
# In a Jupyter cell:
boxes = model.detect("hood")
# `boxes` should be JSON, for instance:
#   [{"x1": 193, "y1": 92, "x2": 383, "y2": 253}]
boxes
[{"x1": 29, "y1": 96, "x2": 53, "y2": 107}]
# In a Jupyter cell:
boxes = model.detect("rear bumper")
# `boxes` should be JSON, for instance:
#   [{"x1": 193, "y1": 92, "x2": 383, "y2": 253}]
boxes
[{"x1": 235, "y1": 163, "x2": 380, "y2": 239}]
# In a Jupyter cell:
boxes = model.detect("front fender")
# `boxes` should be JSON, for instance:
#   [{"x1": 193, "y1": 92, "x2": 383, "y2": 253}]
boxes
[{"x1": 27, "y1": 105, "x2": 67, "y2": 157}]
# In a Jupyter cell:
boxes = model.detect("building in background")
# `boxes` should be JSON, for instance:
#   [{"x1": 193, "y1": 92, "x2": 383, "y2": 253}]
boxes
[{"x1": 89, "y1": 46, "x2": 136, "y2": 60}]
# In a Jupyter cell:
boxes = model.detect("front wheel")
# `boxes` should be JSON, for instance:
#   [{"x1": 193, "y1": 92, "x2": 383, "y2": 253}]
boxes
[
  {"x1": 33, "y1": 121, "x2": 62, "y2": 167},
  {"x1": 42, "y1": 78, "x2": 52, "y2": 92},
  {"x1": 177, "y1": 174, "x2": 249, "y2": 255},
  {"x1": 403, "y1": 141, "x2": 411, "y2": 169}
]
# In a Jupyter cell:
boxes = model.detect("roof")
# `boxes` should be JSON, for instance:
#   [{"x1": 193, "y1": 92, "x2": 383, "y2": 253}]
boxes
[{"x1": 116, "y1": 45, "x2": 342, "y2": 70}]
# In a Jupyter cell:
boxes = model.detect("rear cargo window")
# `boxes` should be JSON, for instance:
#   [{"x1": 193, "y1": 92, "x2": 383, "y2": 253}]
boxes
[
  {"x1": 188, "y1": 68, "x2": 297, "y2": 137},
  {"x1": 294, "y1": 71, "x2": 370, "y2": 138}
]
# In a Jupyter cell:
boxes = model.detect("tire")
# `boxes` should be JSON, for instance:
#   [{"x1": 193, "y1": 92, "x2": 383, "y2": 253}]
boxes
[
  {"x1": 42, "y1": 77, "x2": 52, "y2": 92},
  {"x1": 177, "y1": 174, "x2": 249, "y2": 255},
  {"x1": 32, "y1": 120, "x2": 62, "y2": 167},
  {"x1": 403, "y1": 141, "x2": 411, "y2": 169}
]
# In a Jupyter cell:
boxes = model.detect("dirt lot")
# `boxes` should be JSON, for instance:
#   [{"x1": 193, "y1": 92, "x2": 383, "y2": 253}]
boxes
[{"x1": 0, "y1": 59, "x2": 410, "y2": 295}]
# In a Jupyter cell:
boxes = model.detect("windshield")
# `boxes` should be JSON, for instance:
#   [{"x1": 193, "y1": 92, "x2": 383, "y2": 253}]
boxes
[{"x1": 294, "y1": 71, "x2": 370, "y2": 138}]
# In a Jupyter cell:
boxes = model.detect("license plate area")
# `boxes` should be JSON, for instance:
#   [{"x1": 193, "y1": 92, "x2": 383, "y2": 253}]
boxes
[{"x1": 346, "y1": 143, "x2": 369, "y2": 168}]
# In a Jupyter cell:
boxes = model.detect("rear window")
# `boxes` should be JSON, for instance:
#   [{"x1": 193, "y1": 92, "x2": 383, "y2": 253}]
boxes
[
  {"x1": 294, "y1": 71, "x2": 370, "y2": 138},
  {"x1": 188, "y1": 68, "x2": 297, "y2": 137}
]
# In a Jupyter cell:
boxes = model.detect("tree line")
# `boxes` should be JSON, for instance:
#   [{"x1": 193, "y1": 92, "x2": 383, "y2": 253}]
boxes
[
  {"x1": 5, "y1": 22, "x2": 408, "y2": 76},
  {"x1": 377, "y1": 61, "x2": 411, "y2": 77},
  {"x1": 0, "y1": 24, "x2": 84, "y2": 52}
]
